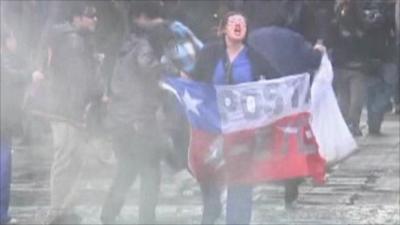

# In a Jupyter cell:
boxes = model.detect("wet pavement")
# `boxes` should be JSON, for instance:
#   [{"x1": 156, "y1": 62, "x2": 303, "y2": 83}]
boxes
[{"x1": 8, "y1": 113, "x2": 400, "y2": 224}]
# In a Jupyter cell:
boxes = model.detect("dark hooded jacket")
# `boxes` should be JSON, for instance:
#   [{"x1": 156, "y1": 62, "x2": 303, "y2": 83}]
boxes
[
  {"x1": 29, "y1": 23, "x2": 103, "y2": 125},
  {"x1": 105, "y1": 32, "x2": 162, "y2": 129},
  {"x1": 331, "y1": 0, "x2": 367, "y2": 68}
]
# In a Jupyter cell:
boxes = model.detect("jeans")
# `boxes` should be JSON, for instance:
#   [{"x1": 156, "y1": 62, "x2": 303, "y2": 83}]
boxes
[
  {"x1": 334, "y1": 68, "x2": 367, "y2": 129},
  {"x1": 200, "y1": 179, "x2": 253, "y2": 225},
  {"x1": 367, "y1": 63, "x2": 396, "y2": 133},
  {"x1": 47, "y1": 122, "x2": 88, "y2": 218},
  {"x1": 0, "y1": 138, "x2": 12, "y2": 224},
  {"x1": 101, "y1": 124, "x2": 161, "y2": 224}
]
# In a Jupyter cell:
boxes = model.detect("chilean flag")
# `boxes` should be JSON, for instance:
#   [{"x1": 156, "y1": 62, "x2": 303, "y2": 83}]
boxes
[{"x1": 161, "y1": 74, "x2": 326, "y2": 185}]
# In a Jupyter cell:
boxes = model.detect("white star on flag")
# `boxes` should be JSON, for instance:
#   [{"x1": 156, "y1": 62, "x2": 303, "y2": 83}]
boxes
[{"x1": 182, "y1": 90, "x2": 202, "y2": 115}]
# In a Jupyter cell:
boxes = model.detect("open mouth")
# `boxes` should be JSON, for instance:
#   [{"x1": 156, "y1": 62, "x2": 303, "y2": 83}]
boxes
[{"x1": 234, "y1": 25, "x2": 241, "y2": 35}]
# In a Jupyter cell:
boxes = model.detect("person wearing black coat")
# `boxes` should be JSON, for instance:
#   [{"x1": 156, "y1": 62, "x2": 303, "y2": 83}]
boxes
[
  {"x1": 101, "y1": 2, "x2": 170, "y2": 224},
  {"x1": 359, "y1": 0, "x2": 397, "y2": 135},
  {"x1": 28, "y1": 3, "x2": 104, "y2": 224},
  {"x1": 331, "y1": 0, "x2": 369, "y2": 136},
  {"x1": 100, "y1": 29, "x2": 164, "y2": 225}
]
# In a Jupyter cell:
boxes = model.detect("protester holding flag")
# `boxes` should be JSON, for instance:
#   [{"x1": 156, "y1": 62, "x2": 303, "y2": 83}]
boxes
[{"x1": 190, "y1": 11, "x2": 279, "y2": 225}]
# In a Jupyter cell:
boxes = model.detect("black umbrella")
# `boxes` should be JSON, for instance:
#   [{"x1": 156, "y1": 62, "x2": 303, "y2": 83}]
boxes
[{"x1": 248, "y1": 26, "x2": 322, "y2": 77}]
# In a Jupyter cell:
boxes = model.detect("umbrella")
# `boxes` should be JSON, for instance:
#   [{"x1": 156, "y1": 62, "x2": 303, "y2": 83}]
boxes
[{"x1": 248, "y1": 26, "x2": 322, "y2": 77}]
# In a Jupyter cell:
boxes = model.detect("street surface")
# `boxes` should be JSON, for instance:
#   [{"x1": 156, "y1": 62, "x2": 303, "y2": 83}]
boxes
[{"x1": 9, "y1": 113, "x2": 400, "y2": 224}]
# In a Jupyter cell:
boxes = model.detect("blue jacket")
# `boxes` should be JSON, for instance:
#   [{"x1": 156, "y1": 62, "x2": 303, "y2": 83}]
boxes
[{"x1": 192, "y1": 41, "x2": 280, "y2": 83}]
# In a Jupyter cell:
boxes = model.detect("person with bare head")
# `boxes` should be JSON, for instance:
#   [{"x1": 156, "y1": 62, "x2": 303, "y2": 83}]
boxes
[
  {"x1": 27, "y1": 2, "x2": 104, "y2": 224},
  {"x1": 100, "y1": 1, "x2": 164, "y2": 224},
  {"x1": 332, "y1": 0, "x2": 368, "y2": 136},
  {"x1": 359, "y1": 0, "x2": 396, "y2": 135},
  {"x1": 100, "y1": 2, "x2": 203, "y2": 223},
  {"x1": 191, "y1": 11, "x2": 279, "y2": 225}
]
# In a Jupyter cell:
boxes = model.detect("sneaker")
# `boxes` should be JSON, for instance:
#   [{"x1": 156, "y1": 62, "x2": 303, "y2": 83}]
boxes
[{"x1": 349, "y1": 125, "x2": 363, "y2": 137}]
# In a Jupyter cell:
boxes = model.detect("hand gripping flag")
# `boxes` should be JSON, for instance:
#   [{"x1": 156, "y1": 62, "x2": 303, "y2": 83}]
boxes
[{"x1": 161, "y1": 74, "x2": 326, "y2": 185}]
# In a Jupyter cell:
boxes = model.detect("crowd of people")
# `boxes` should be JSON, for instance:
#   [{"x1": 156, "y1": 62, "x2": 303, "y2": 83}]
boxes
[{"x1": 1, "y1": 0, "x2": 399, "y2": 225}]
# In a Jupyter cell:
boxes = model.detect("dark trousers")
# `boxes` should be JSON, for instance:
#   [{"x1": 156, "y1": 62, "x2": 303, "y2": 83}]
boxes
[
  {"x1": 395, "y1": 42, "x2": 400, "y2": 105},
  {"x1": 335, "y1": 68, "x2": 367, "y2": 129},
  {"x1": 366, "y1": 63, "x2": 395, "y2": 133},
  {"x1": 0, "y1": 138, "x2": 12, "y2": 224},
  {"x1": 284, "y1": 178, "x2": 302, "y2": 206},
  {"x1": 200, "y1": 180, "x2": 253, "y2": 225},
  {"x1": 366, "y1": 78, "x2": 388, "y2": 133},
  {"x1": 101, "y1": 126, "x2": 161, "y2": 224}
]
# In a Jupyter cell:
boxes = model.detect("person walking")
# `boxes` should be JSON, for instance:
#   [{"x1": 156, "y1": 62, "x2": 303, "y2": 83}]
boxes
[
  {"x1": 100, "y1": 2, "x2": 165, "y2": 224},
  {"x1": 28, "y1": 3, "x2": 103, "y2": 224},
  {"x1": 191, "y1": 11, "x2": 279, "y2": 225},
  {"x1": 332, "y1": 0, "x2": 368, "y2": 136}
]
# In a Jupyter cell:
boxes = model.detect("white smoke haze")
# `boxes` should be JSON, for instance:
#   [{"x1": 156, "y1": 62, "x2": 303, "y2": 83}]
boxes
[
  {"x1": 1, "y1": 1, "x2": 399, "y2": 224},
  {"x1": 1, "y1": 1, "x2": 196, "y2": 224}
]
